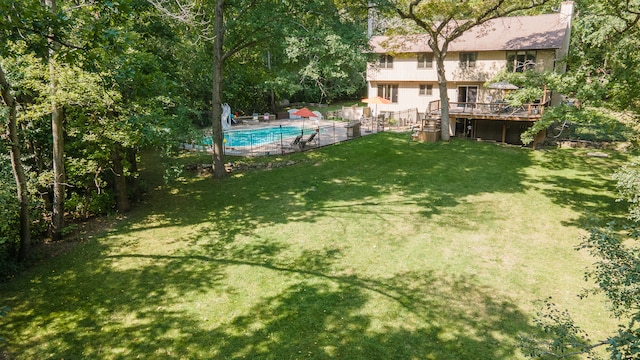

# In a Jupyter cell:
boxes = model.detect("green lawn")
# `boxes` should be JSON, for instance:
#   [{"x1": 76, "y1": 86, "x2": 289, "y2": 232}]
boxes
[{"x1": 1, "y1": 133, "x2": 632, "y2": 359}]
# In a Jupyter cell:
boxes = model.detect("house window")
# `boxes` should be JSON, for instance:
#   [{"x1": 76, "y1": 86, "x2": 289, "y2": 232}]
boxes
[
  {"x1": 377, "y1": 84, "x2": 399, "y2": 103},
  {"x1": 457, "y1": 86, "x2": 478, "y2": 106},
  {"x1": 378, "y1": 54, "x2": 393, "y2": 69},
  {"x1": 459, "y1": 52, "x2": 477, "y2": 68},
  {"x1": 417, "y1": 53, "x2": 433, "y2": 69},
  {"x1": 507, "y1": 50, "x2": 536, "y2": 72},
  {"x1": 419, "y1": 84, "x2": 433, "y2": 96}
]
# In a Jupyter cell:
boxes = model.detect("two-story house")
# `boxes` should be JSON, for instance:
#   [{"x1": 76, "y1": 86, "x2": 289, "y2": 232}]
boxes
[{"x1": 366, "y1": 1, "x2": 574, "y2": 144}]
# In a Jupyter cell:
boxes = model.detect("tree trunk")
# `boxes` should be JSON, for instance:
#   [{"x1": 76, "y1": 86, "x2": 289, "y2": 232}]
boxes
[
  {"x1": 433, "y1": 47, "x2": 451, "y2": 141},
  {"x1": 270, "y1": 88, "x2": 276, "y2": 115},
  {"x1": 211, "y1": 0, "x2": 226, "y2": 179},
  {"x1": 127, "y1": 147, "x2": 141, "y2": 203},
  {"x1": 267, "y1": 51, "x2": 276, "y2": 114},
  {"x1": 46, "y1": 0, "x2": 66, "y2": 241},
  {"x1": 0, "y1": 63, "x2": 31, "y2": 260},
  {"x1": 111, "y1": 146, "x2": 130, "y2": 213},
  {"x1": 50, "y1": 77, "x2": 65, "y2": 240}
]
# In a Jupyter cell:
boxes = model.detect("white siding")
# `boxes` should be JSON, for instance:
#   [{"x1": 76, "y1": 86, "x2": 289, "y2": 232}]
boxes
[
  {"x1": 367, "y1": 55, "x2": 437, "y2": 82},
  {"x1": 447, "y1": 51, "x2": 505, "y2": 82},
  {"x1": 366, "y1": 49, "x2": 558, "y2": 112},
  {"x1": 367, "y1": 82, "x2": 440, "y2": 114}
]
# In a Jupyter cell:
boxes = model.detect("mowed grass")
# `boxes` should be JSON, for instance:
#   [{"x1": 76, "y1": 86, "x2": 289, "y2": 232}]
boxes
[{"x1": 1, "y1": 133, "x2": 632, "y2": 359}]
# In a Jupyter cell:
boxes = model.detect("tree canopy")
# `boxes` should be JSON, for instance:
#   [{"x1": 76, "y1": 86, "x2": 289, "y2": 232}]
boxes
[{"x1": 0, "y1": 0, "x2": 370, "y2": 266}]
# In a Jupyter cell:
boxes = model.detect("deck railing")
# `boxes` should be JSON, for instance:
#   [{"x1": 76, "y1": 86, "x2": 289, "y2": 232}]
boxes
[{"x1": 428, "y1": 100, "x2": 545, "y2": 118}]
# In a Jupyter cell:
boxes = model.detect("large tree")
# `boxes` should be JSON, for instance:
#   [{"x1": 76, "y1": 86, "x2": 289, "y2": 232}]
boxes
[
  {"x1": 45, "y1": 0, "x2": 66, "y2": 241},
  {"x1": 0, "y1": 62, "x2": 31, "y2": 260},
  {"x1": 151, "y1": 0, "x2": 369, "y2": 178},
  {"x1": 151, "y1": 0, "x2": 282, "y2": 178},
  {"x1": 0, "y1": 0, "x2": 191, "y2": 261},
  {"x1": 0, "y1": 0, "x2": 54, "y2": 256},
  {"x1": 374, "y1": 0, "x2": 553, "y2": 140}
]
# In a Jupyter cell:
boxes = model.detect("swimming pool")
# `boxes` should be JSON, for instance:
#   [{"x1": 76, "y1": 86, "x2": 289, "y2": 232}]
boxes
[{"x1": 204, "y1": 125, "x2": 306, "y2": 148}]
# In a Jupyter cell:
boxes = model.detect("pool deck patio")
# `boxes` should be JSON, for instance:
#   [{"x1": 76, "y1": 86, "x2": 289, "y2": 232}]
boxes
[{"x1": 187, "y1": 118, "x2": 383, "y2": 157}]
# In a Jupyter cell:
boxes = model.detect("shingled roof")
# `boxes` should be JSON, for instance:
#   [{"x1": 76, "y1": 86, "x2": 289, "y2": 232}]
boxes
[{"x1": 370, "y1": 13, "x2": 570, "y2": 53}]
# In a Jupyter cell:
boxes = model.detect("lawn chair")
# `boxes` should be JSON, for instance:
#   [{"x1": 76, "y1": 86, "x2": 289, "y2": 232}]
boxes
[
  {"x1": 299, "y1": 132, "x2": 317, "y2": 149},
  {"x1": 289, "y1": 134, "x2": 303, "y2": 148}
]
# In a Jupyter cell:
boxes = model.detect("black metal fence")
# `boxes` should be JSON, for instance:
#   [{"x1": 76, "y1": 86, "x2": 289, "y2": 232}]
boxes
[
  {"x1": 187, "y1": 120, "x2": 380, "y2": 157},
  {"x1": 329, "y1": 107, "x2": 421, "y2": 130},
  {"x1": 186, "y1": 108, "x2": 423, "y2": 157},
  {"x1": 222, "y1": 123, "x2": 336, "y2": 156}
]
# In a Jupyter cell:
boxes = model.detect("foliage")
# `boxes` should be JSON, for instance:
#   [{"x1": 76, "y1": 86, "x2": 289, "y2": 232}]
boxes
[
  {"x1": 560, "y1": 0, "x2": 640, "y2": 114},
  {"x1": 489, "y1": 70, "x2": 548, "y2": 105},
  {"x1": 521, "y1": 105, "x2": 638, "y2": 145},
  {"x1": 579, "y1": 224, "x2": 640, "y2": 359},
  {"x1": 0, "y1": 156, "x2": 19, "y2": 248},
  {"x1": 285, "y1": 32, "x2": 367, "y2": 103},
  {"x1": 580, "y1": 224, "x2": 640, "y2": 319},
  {"x1": 523, "y1": 160, "x2": 640, "y2": 359},
  {"x1": 1, "y1": 0, "x2": 200, "y2": 264},
  {"x1": 613, "y1": 159, "x2": 640, "y2": 223},
  {"x1": 0, "y1": 154, "x2": 20, "y2": 274},
  {"x1": 277, "y1": 0, "x2": 369, "y2": 104},
  {"x1": 227, "y1": 0, "x2": 369, "y2": 110},
  {"x1": 524, "y1": 223, "x2": 640, "y2": 359},
  {"x1": 520, "y1": 298, "x2": 598, "y2": 358},
  {"x1": 1, "y1": 0, "x2": 370, "y2": 261},
  {"x1": 148, "y1": 0, "x2": 370, "y2": 178},
  {"x1": 0, "y1": 1, "x2": 59, "y2": 58},
  {"x1": 150, "y1": 0, "x2": 369, "y2": 115},
  {"x1": 520, "y1": 1, "x2": 640, "y2": 356},
  {"x1": 65, "y1": 191, "x2": 116, "y2": 219}
]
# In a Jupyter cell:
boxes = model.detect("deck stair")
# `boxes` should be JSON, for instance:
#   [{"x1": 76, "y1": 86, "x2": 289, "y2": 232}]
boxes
[{"x1": 411, "y1": 114, "x2": 442, "y2": 142}]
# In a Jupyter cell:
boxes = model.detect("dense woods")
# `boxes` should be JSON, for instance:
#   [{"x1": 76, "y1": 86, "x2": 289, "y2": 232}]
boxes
[{"x1": 0, "y1": 0, "x2": 370, "y2": 267}]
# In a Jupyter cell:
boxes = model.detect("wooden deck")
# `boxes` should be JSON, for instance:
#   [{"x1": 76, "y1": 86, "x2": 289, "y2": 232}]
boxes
[
  {"x1": 425, "y1": 100, "x2": 547, "y2": 146},
  {"x1": 429, "y1": 100, "x2": 545, "y2": 122}
]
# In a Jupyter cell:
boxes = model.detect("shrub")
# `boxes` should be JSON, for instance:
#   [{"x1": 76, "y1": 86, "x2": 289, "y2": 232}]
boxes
[{"x1": 521, "y1": 105, "x2": 638, "y2": 145}]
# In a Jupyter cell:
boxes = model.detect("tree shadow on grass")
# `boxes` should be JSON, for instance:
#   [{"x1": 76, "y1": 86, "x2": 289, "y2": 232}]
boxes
[
  {"x1": 5, "y1": 134, "x2": 582, "y2": 358},
  {"x1": 4, "y1": 241, "x2": 541, "y2": 359},
  {"x1": 117, "y1": 135, "x2": 535, "y2": 246},
  {"x1": 207, "y1": 274, "x2": 529, "y2": 360},
  {"x1": 526, "y1": 149, "x2": 631, "y2": 228},
  {"x1": 130, "y1": 134, "x2": 629, "y2": 244},
  {"x1": 2, "y1": 238, "x2": 229, "y2": 358}
]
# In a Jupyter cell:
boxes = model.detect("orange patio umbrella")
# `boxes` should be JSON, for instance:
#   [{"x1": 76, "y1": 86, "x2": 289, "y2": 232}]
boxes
[
  {"x1": 362, "y1": 96, "x2": 392, "y2": 105},
  {"x1": 292, "y1": 107, "x2": 316, "y2": 118},
  {"x1": 292, "y1": 107, "x2": 317, "y2": 134},
  {"x1": 362, "y1": 96, "x2": 391, "y2": 117}
]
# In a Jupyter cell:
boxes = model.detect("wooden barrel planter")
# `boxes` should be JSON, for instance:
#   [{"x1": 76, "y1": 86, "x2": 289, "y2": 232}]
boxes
[
  {"x1": 413, "y1": 117, "x2": 442, "y2": 142},
  {"x1": 416, "y1": 131, "x2": 441, "y2": 142}
]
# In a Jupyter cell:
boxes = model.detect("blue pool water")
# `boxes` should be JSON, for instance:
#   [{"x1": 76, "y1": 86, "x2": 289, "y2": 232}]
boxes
[{"x1": 204, "y1": 125, "x2": 305, "y2": 147}]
